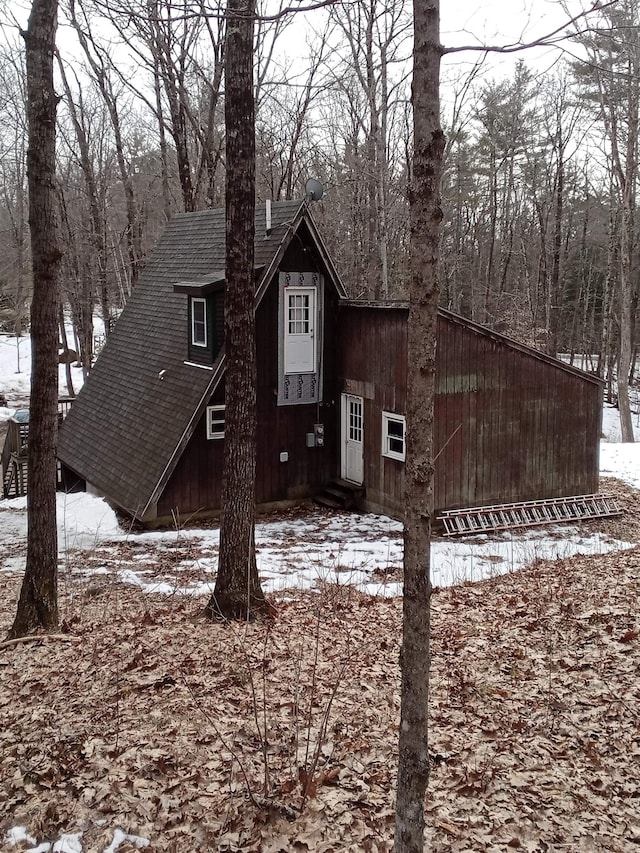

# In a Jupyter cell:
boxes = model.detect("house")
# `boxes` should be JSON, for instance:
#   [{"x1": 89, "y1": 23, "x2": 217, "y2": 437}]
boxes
[{"x1": 58, "y1": 199, "x2": 602, "y2": 526}]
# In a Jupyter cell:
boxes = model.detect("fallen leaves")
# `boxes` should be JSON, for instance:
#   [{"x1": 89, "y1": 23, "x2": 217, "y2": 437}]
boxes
[{"x1": 0, "y1": 513, "x2": 639, "y2": 851}]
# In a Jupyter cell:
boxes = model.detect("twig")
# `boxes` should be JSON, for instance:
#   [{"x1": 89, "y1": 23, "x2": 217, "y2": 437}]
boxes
[{"x1": 0, "y1": 633, "x2": 82, "y2": 651}]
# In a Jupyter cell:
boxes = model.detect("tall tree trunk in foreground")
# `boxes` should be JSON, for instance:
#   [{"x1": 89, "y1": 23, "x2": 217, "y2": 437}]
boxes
[
  {"x1": 205, "y1": 0, "x2": 268, "y2": 620},
  {"x1": 8, "y1": 0, "x2": 62, "y2": 639},
  {"x1": 394, "y1": 0, "x2": 444, "y2": 849}
]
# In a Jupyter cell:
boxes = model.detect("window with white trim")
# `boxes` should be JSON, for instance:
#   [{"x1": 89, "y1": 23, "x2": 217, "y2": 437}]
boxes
[
  {"x1": 284, "y1": 286, "x2": 316, "y2": 374},
  {"x1": 191, "y1": 297, "x2": 207, "y2": 347},
  {"x1": 206, "y1": 404, "x2": 225, "y2": 440},
  {"x1": 382, "y1": 412, "x2": 406, "y2": 461}
]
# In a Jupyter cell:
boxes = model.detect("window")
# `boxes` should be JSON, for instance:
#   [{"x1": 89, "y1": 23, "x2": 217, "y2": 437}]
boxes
[
  {"x1": 349, "y1": 398, "x2": 363, "y2": 443},
  {"x1": 382, "y1": 412, "x2": 406, "y2": 461},
  {"x1": 206, "y1": 405, "x2": 225, "y2": 440},
  {"x1": 191, "y1": 298, "x2": 207, "y2": 347},
  {"x1": 284, "y1": 286, "x2": 316, "y2": 374},
  {"x1": 288, "y1": 292, "x2": 311, "y2": 335}
]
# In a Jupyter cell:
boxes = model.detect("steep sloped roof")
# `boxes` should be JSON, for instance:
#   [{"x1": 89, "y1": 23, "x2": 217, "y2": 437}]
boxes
[{"x1": 58, "y1": 199, "x2": 325, "y2": 518}]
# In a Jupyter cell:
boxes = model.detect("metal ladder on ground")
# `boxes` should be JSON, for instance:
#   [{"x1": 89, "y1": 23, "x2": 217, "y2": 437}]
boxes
[{"x1": 438, "y1": 494, "x2": 622, "y2": 536}]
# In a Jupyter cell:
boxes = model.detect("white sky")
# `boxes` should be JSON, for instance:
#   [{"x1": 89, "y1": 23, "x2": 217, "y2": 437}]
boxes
[
  {"x1": 439, "y1": 0, "x2": 594, "y2": 84},
  {"x1": 2, "y1": 0, "x2": 592, "y2": 73},
  {"x1": 441, "y1": 0, "x2": 581, "y2": 48}
]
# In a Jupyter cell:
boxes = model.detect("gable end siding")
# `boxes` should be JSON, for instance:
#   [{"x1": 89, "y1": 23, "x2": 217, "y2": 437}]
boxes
[{"x1": 156, "y1": 237, "x2": 342, "y2": 518}]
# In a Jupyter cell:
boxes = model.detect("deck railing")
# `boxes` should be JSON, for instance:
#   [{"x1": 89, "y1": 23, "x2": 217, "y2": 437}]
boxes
[{"x1": 1, "y1": 397, "x2": 75, "y2": 498}]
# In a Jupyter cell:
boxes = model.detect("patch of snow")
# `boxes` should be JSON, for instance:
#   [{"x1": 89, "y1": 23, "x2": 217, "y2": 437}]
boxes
[
  {"x1": 52, "y1": 835, "x2": 83, "y2": 853},
  {"x1": 0, "y1": 323, "x2": 89, "y2": 412},
  {"x1": 103, "y1": 829, "x2": 150, "y2": 852},
  {"x1": 57, "y1": 493, "x2": 123, "y2": 551},
  {"x1": 0, "y1": 508, "x2": 28, "y2": 547},
  {"x1": 6, "y1": 827, "x2": 37, "y2": 846},
  {"x1": 0, "y1": 335, "x2": 638, "y2": 597},
  {"x1": 430, "y1": 526, "x2": 633, "y2": 587},
  {"x1": 599, "y1": 442, "x2": 640, "y2": 490}
]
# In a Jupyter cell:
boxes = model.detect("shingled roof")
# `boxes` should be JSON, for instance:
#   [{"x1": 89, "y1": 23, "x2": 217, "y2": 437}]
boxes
[{"x1": 58, "y1": 199, "x2": 337, "y2": 519}]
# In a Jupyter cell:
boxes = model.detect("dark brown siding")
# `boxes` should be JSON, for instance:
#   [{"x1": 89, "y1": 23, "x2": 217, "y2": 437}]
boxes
[
  {"x1": 339, "y1": 305, "x2": 407, "y2": 517},
  {"x1": 157, "y1": 233, "x2": 340, "y2": 518},
  {"x1": 434, "y1": 315, "x2": 601, "y2": 510},
  {"x1": 339, "y1": 304, "x2": 602, "y2": 518}
]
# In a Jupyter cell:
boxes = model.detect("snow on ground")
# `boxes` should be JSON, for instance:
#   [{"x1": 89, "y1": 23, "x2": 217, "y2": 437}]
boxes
[
  {"x1": 0, "y1": 333, "x2": 635, "y2": 593},
  {"x1": 5, "y1": 826, "x2": 149, "y2": 852},
  {"x1": 0, "y1": 319, "x2": 103, "y2": 411}
]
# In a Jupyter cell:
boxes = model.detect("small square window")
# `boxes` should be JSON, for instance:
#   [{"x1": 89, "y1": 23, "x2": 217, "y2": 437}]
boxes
[
  {"x1": 206, "y1": 404, "x2": 225, "y2": 439},
  {"x1": 382, "y1": 411, "x2": 406, "y2": 461}
]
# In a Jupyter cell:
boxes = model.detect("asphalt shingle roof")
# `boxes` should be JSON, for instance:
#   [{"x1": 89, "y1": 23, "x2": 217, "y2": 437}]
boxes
[{"x1": 58, "y1": 199, "x2": 306, "y2": 518}]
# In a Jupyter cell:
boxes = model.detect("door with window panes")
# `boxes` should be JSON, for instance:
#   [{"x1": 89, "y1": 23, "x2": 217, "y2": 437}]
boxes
[
  {"x1": 341, "y1": 394, "x2": 364, "y2": 484},
  {"x1": 284, "y1": 287, "x2": 316, "y2": 374}
]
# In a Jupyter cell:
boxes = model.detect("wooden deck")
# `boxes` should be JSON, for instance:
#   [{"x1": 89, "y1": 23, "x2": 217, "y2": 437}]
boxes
[{"x1": 1, "y1": 398, "x2": 75, "y2": 498}]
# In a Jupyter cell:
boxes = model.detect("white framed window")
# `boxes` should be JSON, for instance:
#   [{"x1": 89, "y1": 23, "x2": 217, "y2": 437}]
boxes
[
  {"x1": 191, "y1": 297, "x2": 207, "y2": 347},
  {"x1": 284, "y1": 286, "x2": 316, "y2": 373},
  {"x1": 382, "y1": 412, "x2": 406, "y2": 461},
  {"x1": 206, "y1": 404, "x2": 225, "y2": 440}
]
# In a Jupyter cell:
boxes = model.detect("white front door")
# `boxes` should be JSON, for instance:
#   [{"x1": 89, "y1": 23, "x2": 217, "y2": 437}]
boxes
[{"x1": 341, "y1": 394, "x2": 364, "y2": 484}]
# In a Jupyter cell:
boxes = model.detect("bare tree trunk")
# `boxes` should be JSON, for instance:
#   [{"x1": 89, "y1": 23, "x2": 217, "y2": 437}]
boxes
[
  {"x1": 57, "y1": 185, "x2": 93, "y2": 377},
  {"x1": 394, "y1": 0, "x2": 444, "y2": 849},
  {"x1": 205, "y1": 0, "x2": 268, "y2": 621},
  {"x1": 547, "y1": 130, "x2": 565, "y2": 356},
  {"x1": 618, "y1": 199, "x2": 635, "y2": 440},
  {"x1": 598, "y1": 198, "x2": 617, "y2": 382},
  {"x1": 577, "y1": 1, "x2": 640, "y2": 439},
  {"x1": 8, "y1": 0, "x2": 61, "y2": 639},
  {"x1": 58, "y1": 303, "x2": 75, "y2": 398},
  {"x1": 57, "y1": 58, "x2": 100, "y2": 370},
  {"x1": 153, "y1": 64, "x2": 173, "y2": 223}
]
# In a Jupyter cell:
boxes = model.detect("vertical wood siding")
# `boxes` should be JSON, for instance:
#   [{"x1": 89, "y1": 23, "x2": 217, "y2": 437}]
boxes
[
  {"x1": 338, "y1": 305, "x2": 408, "y2": 517},
  {"x1": 339, "y1": 304, "x2": 602, "y2": 518}
]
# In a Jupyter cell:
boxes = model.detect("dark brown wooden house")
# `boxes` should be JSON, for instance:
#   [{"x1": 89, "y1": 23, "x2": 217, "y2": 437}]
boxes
[{"x1": 58, "y1": 200, "x2": 602, "y2": 525}]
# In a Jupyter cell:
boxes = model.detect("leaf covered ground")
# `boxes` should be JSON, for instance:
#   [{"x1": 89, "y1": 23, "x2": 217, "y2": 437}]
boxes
[{"x1": 1, "y1": 510, "x2": 640, "y2": 851}]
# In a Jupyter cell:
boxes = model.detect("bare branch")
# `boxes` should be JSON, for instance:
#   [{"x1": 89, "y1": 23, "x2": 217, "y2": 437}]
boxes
[{"x1": 443, "y1": 0, "x2": 621, "y2": 56}]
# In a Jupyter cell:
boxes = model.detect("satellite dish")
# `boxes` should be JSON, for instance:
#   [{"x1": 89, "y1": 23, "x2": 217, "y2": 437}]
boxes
[{"x1": 305, "y1": 178, "x2": 324, "y2": 202}]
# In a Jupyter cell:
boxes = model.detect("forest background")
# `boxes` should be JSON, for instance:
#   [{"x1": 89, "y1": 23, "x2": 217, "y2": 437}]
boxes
[{"x1": 0, "y1": 0, "x2": 638, "y2": 429}]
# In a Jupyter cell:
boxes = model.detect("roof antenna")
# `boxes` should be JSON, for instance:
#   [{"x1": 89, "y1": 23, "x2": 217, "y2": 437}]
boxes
[{"x1": 305, "y1": 178, "x2": 324, "y2": 202}]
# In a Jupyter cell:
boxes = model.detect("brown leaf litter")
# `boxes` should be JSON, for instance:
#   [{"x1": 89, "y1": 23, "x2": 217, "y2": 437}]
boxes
[{"x1": 1, "y1": 488, "x2": 639, "y2": 851}]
